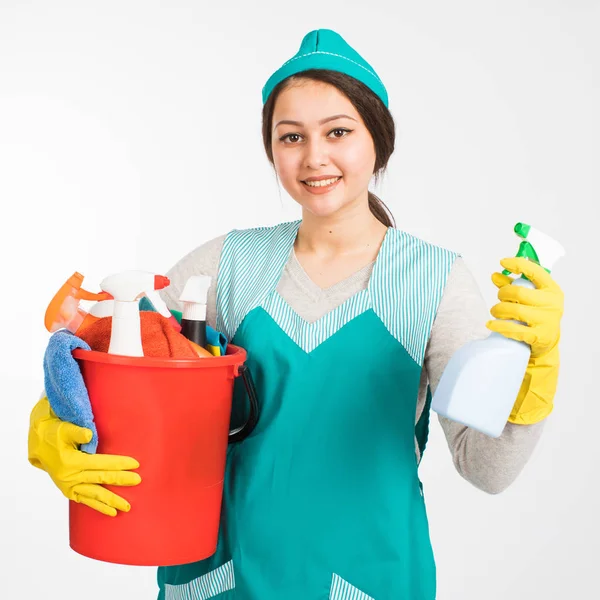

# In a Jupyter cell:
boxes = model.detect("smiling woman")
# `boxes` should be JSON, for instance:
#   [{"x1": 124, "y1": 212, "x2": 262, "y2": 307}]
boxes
[
  {"x1": 27, "y1": 25, "x2": 564, "y2": 600},
  {"x1": 148, "y1": 28, "x2": 561, "y2": 600}
]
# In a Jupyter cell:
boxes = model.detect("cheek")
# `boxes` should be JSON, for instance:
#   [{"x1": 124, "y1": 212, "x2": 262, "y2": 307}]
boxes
[
  {"x1": 338, "y1": 137, "x2": 376, "y2": 180},
  {"x1": 272, "y1": 149, "x2": 297, "y2": 184}
]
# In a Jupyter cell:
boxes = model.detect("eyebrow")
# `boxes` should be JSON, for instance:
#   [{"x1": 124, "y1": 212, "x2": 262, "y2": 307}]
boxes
[{"x1": 274, "y1": 114, "x2": 357, "y2": 129}]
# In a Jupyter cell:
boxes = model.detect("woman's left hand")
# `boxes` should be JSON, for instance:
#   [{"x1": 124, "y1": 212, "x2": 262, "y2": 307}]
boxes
[{"x1": 486, "y1": 257, "x2": 564, "y2": 358}]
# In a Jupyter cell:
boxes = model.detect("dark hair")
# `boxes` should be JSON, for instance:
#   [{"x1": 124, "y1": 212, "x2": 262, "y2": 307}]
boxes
[{"x1": 261, "y1": 69, "x2": 396, "y2": 228}]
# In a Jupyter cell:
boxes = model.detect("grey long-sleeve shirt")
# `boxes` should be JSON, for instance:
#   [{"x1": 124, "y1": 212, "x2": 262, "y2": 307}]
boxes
[{"x1": 159, "y1": 232, "x2": 546, "y2": 494}]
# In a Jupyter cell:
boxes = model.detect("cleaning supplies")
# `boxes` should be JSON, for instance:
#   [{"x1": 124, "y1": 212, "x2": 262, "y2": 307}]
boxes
[
  {"x1": 179, "y1": 275, "x2": 212, "y2": 349},
  {"x1": 139, "y1": 297, "x2": 214, "y2": 358},
  {"x1": 168, "y1": 307, "x2": 228, "y2": 356},
  {"x1": 43, "y1": 330, "x2": 98, "y2": 453},
  {"x1": 487, "y1": 256, "x2": 564, "y2": 424},
  {"x1": 431, "y1": 222, "x2": 565, "y2": 437},
  {"x1": 36, "y1": 269, "x2": 260, "y2": 563},
  {"x1": 44, "y1": 272, "x2": 112, "y2": 334},
  {"x1": 99, "y1": 271, "x2": 170, "y2": 357},
  {"x1": 79, "y1": 311, "x2": 200, "y2": 358}
]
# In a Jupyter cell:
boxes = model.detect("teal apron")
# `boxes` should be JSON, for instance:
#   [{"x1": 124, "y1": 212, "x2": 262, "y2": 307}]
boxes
[{"x1": 158, "y1": 221, "x2": 457, "y2": 599}]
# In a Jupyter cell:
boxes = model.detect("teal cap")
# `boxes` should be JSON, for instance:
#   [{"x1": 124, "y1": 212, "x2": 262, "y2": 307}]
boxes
[{"x1": 261, "y1": 29, "x2": 389, "y2": 108}]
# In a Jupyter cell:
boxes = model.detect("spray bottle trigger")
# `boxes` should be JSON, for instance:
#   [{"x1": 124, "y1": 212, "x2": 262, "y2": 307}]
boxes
[
  {"x1": 502, "y1": 240, "x2": 542, "y2": 280},
  {"x1": 76, "y1": 289, "x2": 113, "y2": 302}
]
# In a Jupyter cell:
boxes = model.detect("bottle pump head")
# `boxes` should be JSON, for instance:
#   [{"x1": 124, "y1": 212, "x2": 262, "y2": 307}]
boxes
[
  {"x1": 503, "y1": 222, "x2": 565, "y2": 278},
  {"x1": 179, "y1": 275, "x2": 211, "y2": 321}
]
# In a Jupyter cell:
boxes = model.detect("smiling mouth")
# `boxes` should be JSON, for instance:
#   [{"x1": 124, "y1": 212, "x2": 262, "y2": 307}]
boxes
[{"x1": 302, "y1": 176, "x2": 342, "y2": 188}]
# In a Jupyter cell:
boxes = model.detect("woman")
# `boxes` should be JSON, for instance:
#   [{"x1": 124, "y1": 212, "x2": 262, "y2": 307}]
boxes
[{"x1": 29, "y1": 29, "x2": 563, "y2": 599}]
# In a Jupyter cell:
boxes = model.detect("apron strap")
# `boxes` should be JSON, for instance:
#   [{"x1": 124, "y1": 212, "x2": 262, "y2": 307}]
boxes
[{"x1": 216, "y1": 220, "x2": 301, "y2": 341}]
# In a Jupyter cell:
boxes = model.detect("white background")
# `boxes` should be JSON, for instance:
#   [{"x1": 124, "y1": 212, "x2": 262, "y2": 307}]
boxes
[{"x1": 1, "y1": 0, "x2": 598, "y2": 598}]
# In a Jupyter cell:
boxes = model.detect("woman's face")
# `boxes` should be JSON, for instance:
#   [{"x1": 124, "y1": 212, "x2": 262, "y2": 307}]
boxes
[{"x1": 271, "y1": 79, "x2": 376, "y2": 219}]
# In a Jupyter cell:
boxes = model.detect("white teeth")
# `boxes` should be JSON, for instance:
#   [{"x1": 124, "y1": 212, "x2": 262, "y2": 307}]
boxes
[{"x1": 304, "y1": 177, "x2": 341, "y2": 187}]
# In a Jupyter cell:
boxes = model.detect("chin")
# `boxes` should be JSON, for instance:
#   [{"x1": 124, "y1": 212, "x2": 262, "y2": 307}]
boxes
[
  {"x1": 302, "y1": 204, "x2": 345, "y2": 219},
  {"x1": 296, "y1": 195, "x2": 348, "y2": 218}
]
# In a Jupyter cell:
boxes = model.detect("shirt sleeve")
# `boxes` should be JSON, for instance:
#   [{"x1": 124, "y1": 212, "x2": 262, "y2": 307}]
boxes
[
  {"x1": 425, "y1": 256, "x2": 546, "y2": 494},
  {"x1": 157, "y1": 234, "x2": 227, "y2": 330}
]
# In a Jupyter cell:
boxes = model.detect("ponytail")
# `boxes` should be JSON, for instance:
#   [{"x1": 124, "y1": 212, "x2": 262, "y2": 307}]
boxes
[{"x1": 368, "y1": 191, "x2": 395, "y2": 228}]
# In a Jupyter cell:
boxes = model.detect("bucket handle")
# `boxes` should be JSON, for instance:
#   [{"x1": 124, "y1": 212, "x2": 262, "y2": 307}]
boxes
[{"x1": 228, "y1": 364, "x2": 259, "y2": 443}]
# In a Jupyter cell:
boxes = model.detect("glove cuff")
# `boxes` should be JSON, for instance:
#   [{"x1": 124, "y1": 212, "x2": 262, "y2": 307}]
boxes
[{"x1": 507, "y1": 342, "x2": 560, "y2": 425}]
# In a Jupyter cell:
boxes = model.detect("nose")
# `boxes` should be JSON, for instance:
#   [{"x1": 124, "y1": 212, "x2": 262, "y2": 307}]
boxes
[{"x1": 303, "y1": 136, "x2": 329, "y2": 169}]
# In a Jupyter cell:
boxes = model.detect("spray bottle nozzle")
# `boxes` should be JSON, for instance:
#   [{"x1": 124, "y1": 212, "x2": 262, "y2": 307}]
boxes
[
  {"x1": 154, "y1": 275, "x2": 170, "y2": 290},
  {"x1": 503, "y1": 222, "x2": 565, "y2": 279},
  {"x1": 514, "y1": 222, "x2": 530, "y2": 239}
]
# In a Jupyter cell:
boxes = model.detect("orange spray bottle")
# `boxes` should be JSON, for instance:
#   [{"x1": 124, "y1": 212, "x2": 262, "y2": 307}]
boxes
[{"x1": 44, "y1": 272, "x2": 113, "y2": 334}]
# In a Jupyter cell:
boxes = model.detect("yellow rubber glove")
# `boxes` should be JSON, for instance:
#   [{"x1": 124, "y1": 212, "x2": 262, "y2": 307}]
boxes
[
  {"x1": 28, "y1": 396, "x2": 141, "y2": 516},
  {"x1": 486, "y1": 257, "x2": 564, "y2": 424}
]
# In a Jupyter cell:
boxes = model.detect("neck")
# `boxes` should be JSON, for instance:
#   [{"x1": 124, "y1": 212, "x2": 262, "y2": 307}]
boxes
[{"x1": 296, "y1": 196, "x2": 389, "y2": 258}]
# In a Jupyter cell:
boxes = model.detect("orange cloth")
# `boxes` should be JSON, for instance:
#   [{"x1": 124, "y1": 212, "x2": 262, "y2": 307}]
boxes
[{"x1": 79, "y1": 311, "x2": 198, "y2": 358}]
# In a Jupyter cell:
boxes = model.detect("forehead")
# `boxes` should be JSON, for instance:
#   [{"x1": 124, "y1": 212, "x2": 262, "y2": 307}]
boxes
[{"x1": 273, "y1": 80, "x2": 358, "y2": 124}]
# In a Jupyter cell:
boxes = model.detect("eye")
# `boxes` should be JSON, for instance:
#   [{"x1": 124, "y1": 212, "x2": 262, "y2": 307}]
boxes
[
  {"x1": 280, "y1": 133, "x2": 302, "y2": 144},
  {"x1": 328, "y1": 128, "x2": 352, "y2": 138}
]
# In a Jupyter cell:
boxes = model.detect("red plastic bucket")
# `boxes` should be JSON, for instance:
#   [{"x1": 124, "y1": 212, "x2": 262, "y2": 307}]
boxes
[{"x1": 70, "y1": 344, "x2": 258, "y2": 566}]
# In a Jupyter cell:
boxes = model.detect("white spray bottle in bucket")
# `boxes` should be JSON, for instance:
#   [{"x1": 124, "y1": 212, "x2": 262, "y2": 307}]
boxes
[
  {"x1": 100, "y1": 271, "x2": 171, "y2": 357},
  {"x1": 431, "y1": 223, "x2": 565, "y2": 438}
]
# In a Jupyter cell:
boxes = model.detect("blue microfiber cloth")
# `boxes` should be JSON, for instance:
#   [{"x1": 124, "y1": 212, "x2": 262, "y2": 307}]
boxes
[
  {"x1": 139, "y1": 296, "x2": 228, "y2": 355},
  {"x1": 43, "y1": 330, "x2": 98, "y2": 454}
]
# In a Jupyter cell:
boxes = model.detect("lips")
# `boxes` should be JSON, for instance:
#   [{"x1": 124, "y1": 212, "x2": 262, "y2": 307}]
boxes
[
  {"x1": 302, "y1": 176, "x2": 342, "y2": 186},
  {"x1": 302, "y1": 175, "x2": 343, "y2": 183},
  {"x1": 301, "y1": 176, "x2": 343, "y2": 195}
]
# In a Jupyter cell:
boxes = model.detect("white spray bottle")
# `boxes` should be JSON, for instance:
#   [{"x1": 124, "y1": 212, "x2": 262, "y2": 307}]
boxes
[
  {"x1": 431, "y1": 222, "x2": 565, "y2": 438},
  {"x1": 99, "y1": 271, "x2": 170, "y2": 357}
]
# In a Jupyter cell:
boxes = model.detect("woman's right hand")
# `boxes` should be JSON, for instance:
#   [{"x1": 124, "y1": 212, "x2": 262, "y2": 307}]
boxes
[{"x1": 28, "y1": 396, "x2": 141, "y2": 517}]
